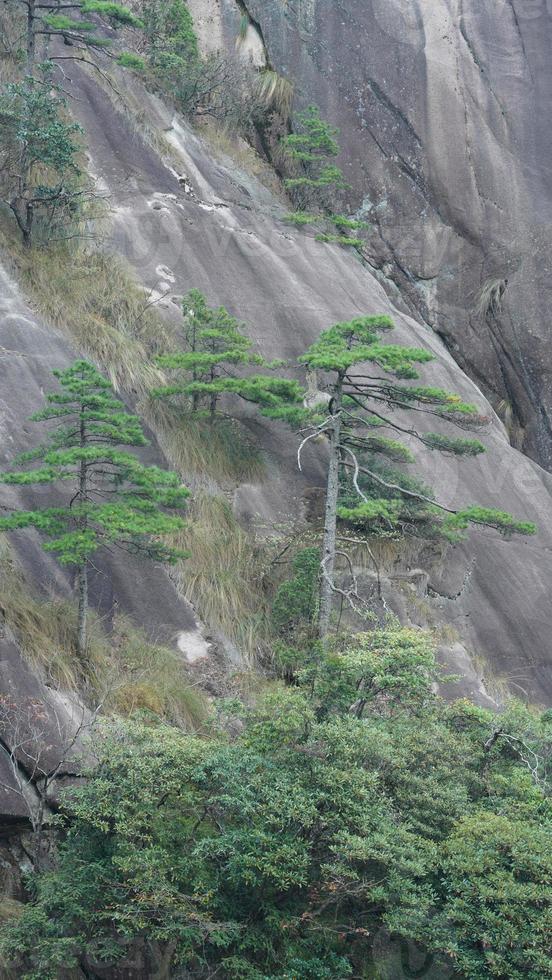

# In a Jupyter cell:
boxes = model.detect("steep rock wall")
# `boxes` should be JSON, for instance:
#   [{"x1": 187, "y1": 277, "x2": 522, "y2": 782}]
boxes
[
  {"x1": 0, "y1": 264, "x2": 205, "y2": 815},
  {"x1": 62, "y1": 63, "x2": 552, "y2": 705},
  {"x1": 228, "y1": 0, "x2": 552, "y2": 469}
]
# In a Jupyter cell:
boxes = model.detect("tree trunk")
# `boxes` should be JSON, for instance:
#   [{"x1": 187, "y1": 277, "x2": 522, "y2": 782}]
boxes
[
  {"x1": 77, "y1": 561, "x2": 88, "y2": 659},
  {"x1": 77, "y1": 411, "x2": 88, "y2": 659},
  {"x1": 209, "y1": 391, "x2": 217, "y2": 420},
  {"x1": 26, "y1": 0, "x2": 36, "y2": 73},
  {"x1": 9, "y1": 200, "x2": 32, "y2": 248},
  {"x1": 209, "y1": 364, "x2": 217, "y2": 421},
  {"x1": 318, "y1": 374, "x2": 343, "y2": 641},
  {"x1": 32, "y1": 795, "x2": 45, "y2": 871}
]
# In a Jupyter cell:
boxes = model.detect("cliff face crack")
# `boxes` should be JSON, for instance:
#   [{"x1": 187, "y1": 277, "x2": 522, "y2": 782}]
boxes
[
  {"x1": 428, "y1": 559, "x2": 476, "y2": 601},
  {"x1": 365, "y1": 77, "x2": 423, "y2": 149},
  {"x1": 504, "y1": 0, "x2": 535, "y2": 82},
  {"x1": 458, "y1": 9, "x2": 508, "y2": 120}
]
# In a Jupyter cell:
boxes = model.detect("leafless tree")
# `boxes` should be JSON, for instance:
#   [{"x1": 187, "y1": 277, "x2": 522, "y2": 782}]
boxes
[{"x1": 0, "y1": 692, "x2": 103, "y2": 869}]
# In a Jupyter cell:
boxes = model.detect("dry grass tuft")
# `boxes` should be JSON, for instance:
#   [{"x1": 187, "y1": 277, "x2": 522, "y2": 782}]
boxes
[
  {"x1": 197, "y1": 118, "x2": 285, "y2": 199},
  {"x1": 104, "y1": 618, "x2": 209, "y2": 730},
  {"x1": 0, "y1": 540, "x2": 104, "y2": 690},
  {"x1": 174, "y1": 491, "x2": 272, "y2": 658},
  {"x1": 256, "y1": 70, "x2": 294, "y2": 120},
  {"x1": 6, "y1": 241, "x2": 174, "y2": 394},
  {"x1": 0, "y1": 542, "x2": 208, "y2": 729},
  {"x1": 146, "y1": 399, "x2": 263, "y2": 484}
]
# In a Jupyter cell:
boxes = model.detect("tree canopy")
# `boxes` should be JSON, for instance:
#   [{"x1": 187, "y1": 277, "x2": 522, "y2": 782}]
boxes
[
  {"x1": 1, "y1": 627, "x2": 550, "y2": 979},
  {"x1": 7, "y1": 0, "x2": 142, "y2": 71},
  {"x1": 154, "y1": 288, "x2": 303, "y2": 421},
  {"x1": 0, "y1": 70, "x2": 92, "y2": 246},
  {"x1": 283, "y1": 315, "x2": 536, "y2": 638},
  {"x1": 0, "y1": 361, "x2": 189, "y2": 655}
]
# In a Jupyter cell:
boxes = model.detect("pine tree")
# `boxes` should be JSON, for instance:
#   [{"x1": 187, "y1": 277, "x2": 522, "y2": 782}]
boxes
[
  {"x1": 153, "y1": 288, "x2": 303, "y2": 421},
  {"x1": 281, "y1": 105, "x2": 369, "y2": 247},
  {"x1": 281, "y1": 105, "x2": 347, "y2": 204},
  {"x1": 294, "y1": 316, "x2": 536, "y2": 640},
  {"x1": 6, "y1": 0, "x2": 142, "y2": 74},
  {"x1": 0, "y1": 68, "x2": 91, "y2": 247},
  {"x1": 0, "y1": 361, "x2": 189, "y2": 658}
]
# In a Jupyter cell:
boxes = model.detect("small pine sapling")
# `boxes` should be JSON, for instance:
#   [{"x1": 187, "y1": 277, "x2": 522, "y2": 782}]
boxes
[
  {"x1": 0, "y1": 362, "x2": 189, "y2": 658},
  {"x1": 153, "y1": 288, "x2": 303, "y2": 421},
  {"x1": 281, "y1": 105, "x2": 370, "y2": 249}
]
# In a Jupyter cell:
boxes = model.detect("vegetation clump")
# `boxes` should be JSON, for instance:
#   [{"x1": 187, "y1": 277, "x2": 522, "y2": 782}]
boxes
[
  {"x1": 0, "y1": 361, "x2": 189, "y2": 657},
  {"x1": 281, "y1": 105, "x2": 370, "y2": 249},
  {"x1": 153, "y1": 288, "x2": 303, "y2": 423},
  {"x1": 0, "y1": 628, "x2": 550, "y2": 979},
  {"x1": 0, "y1": 69, "x2": 96, "y2": 247}
]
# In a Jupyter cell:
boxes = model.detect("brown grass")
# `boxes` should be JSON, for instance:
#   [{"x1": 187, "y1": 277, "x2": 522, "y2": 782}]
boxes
[
  {"x1": 173, "y1": 491, "x2": 272, "y2": 659},
  {"x1": 6, "y1": 241, "x2": 173, "y2": 394},
  {"x1": 147, "y1": 399, "x2": 263, "y2": 484},
  {"x1": 0, "y1": 541, "x2": 209, "y2": 729},
  {"x1": 197, "y1": 118, "x2": 285, "y2": 199},
  {"x1": 0, "y1": 539, "x2": 101, "y2": 690},
  {"x1": 104, "y1": 618, "x2": 209, "y2": 730}
]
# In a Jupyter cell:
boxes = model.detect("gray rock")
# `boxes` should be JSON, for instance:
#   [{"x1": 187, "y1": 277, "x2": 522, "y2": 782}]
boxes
[
  {"x1": 59, "y1": 63, "x2": 552, "y2": 706},
  {"x1": 234, "y1": 0, "x2": 552, "y2": 470}
]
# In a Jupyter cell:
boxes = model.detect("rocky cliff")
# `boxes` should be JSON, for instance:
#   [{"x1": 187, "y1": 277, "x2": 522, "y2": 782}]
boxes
[
  {"x1": 1, "y1": 0, "x2": 552, "y2": 832},
  {"x1": 227, "y1": 0, "x2": 552, "y2": 470}
]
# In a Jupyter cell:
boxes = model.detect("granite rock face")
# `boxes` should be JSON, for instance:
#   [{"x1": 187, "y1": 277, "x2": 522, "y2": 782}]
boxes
[
  {"x1": 232, "y1": 0, "x2": 552, "y2": 468},
  {"x1": 2, "y1": 3, "x2": 552, "y2": 833},
  {"x1": 62, "y1": 63, "x2": 552, "y2": 706}
]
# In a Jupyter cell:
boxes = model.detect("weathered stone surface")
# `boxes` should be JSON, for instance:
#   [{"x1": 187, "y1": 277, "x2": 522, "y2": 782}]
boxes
[
  {"x1": 0, "y1": 263, "x2": 206, "y2": 820},
  {"x1": 232, "y1": 0, "x2": 552, "y2": 470},
  {"x1": 0, "y1": 264, "x2": 199, "y2": 647},
  {"x1": 62, "y1": 63, "x2": 552, "y2": 705}
]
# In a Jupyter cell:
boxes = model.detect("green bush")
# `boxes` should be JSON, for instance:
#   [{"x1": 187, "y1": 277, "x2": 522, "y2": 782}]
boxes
[{"x1": 2, "y1": 629, "x2": 550, "y2": 979}]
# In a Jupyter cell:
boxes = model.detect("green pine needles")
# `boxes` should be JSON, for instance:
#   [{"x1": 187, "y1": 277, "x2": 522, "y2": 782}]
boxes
[
  {"x1": 281, "y1": 105, "x2": 370, "y2": 249},
  {"x1": 9, "y1": 0, "x2": 142, "y2": 74},
  {"x1": 153, "y1": 288, "x2": 302, "y2": 421},
  {"x1": 140, "y1": 0, "x2": 199, "y2": 73},
  {"x1": 282, "y1": 105, "x2": 344, "y2": 185},
  {"x1": 0, "y1": 362, "x2": 189, "y2": 658},
  {"x1": 0, "y1": 68, "x2": 91, "y2": 248},
  {"x1": 291, "y1": 315, "x2": 536, "y2": 638}
]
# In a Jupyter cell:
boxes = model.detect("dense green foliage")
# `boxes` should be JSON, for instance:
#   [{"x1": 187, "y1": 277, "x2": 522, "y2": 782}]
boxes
[
  {"x1": 272, "y1": 546, "x2": 321, "y2": 669},
  {"x1": 0, "y1": 361, "x2": 188, "y2": 653},
  {"x1": 134, "y1": 0, "x2": 267, "y2": 126},
  {"x1": 7, "y1": 0, "x2": 141, "y2": 68},
  {"x1": 297, "y1": 315, "x2": 536, "y2": 543},
  {"x1": 1, "y1": 628, "x2": 550, "y2": 979},
  {"x1": 281, "y1": 105, "x2": 369, "y2": 247},
  {"x1": 0, "y1": 71, "x2": 88, "y2": 246},
  {"x1": 139, "y1": 0, "x2": 198, "y2": 75},
  {"x1": 154, "y1": 288, "x2": 303, "y2": 421}
]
